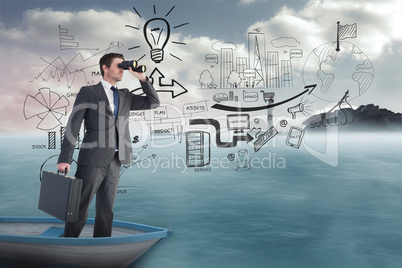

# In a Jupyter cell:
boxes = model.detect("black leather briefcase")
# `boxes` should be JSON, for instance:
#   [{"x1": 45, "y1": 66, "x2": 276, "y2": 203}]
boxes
[{"x1": 38, "y1": 170, "x2": 82, "y2": 222}]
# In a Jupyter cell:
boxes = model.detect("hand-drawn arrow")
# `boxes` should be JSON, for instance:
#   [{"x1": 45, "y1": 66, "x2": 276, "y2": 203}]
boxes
[
  {"x1": 211, "y1": 84, "x2": 316, "y2": 112},
  {"x1": 120, "y1": 154, "x2": 156, "y2": 176},
  {"x1": 138, "y1": 144, "x2": 148, "y2": 152},
  {"x1": 132, "y1": 67, "x2": 188, "y2": 98},
  {"x1": 190, "y1": 118, "x2": 254, "y2": 148},
  {"x1": 133, "y1": 144, "x2": 148, "y2": 160}
]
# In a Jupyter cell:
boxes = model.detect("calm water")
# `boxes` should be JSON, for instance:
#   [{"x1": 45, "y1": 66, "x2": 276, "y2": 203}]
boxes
[{"x1": 0, "y1": 133, "x2": 401, "y2": 268}]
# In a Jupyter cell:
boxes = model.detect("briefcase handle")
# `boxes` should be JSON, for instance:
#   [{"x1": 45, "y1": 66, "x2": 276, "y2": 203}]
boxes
[
  {"x1": 39, "y1": 155, "x2": 76, "y2": 181},
  {"x1": 57, "y1": 168, "x2": 68, "y2": 176}
]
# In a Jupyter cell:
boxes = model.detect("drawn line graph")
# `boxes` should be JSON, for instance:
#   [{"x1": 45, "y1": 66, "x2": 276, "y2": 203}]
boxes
[{"x1": 30, "y1": 42, "x2": 124, "y2": 88}]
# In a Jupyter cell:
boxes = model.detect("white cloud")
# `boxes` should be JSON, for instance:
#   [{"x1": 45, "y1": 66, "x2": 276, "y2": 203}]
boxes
[
  {"x1": 0, "y1": 1, "x2": 401, "y2": 134},
  {"x1": 239, "y1": 0, "x2": 257, "y2": 5},
  {"x1": 248, "y1": 0, "x2": 401, "y2": 59},
  {"x1": 0, "y1": 7, "x2": 224, "y2": 133}
]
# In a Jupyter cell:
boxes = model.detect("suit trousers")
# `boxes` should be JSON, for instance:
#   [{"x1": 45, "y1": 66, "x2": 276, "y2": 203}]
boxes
[{"x1": 64, "y1": 153, "x2": 121, "y2": 237}]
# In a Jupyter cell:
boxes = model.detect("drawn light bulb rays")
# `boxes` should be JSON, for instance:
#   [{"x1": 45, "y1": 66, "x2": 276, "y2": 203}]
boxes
[
  {"x1": 125, "y1": 4, "x2": 189, "y2": 63},
  {"x1": 23, "y1": 88, "x2": 70, "y2": 130}
]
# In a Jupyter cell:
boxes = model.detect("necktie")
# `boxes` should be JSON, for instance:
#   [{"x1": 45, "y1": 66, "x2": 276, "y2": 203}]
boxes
[
  {"x1": 111, "y1": 86, "x2": 119, "y2": 150},
  {"x1": 110, "y1": 86, "x2": 119, "y2": 118}
]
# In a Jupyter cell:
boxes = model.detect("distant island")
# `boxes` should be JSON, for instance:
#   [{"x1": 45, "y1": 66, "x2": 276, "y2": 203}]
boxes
[{"x1": 303, "y1": 104, "x2": 402, "y2": 132}]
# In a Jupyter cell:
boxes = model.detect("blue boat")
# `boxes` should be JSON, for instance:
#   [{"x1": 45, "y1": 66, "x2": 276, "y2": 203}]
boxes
[{"x1": 0, "y1": 217, "x2": 170, "y2": 267}]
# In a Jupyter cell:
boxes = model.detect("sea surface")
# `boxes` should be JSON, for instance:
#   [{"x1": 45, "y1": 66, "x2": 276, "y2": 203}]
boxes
[{"x1": 0, "y1": 133, "x2": 401, "y2": 268}]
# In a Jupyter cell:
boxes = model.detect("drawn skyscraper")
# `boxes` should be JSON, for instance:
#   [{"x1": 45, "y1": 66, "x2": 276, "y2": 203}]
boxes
[
  {"x1": 248, "y1": 32, "x2": 266, "y2": 87},
  {"x1": 236, "y1": 57, "x2": 248, "y2": 87},
  {"x1": 266, "y1": 52, "x2": 280, "y2": 88},
  {"x1": 221, "y1": 48, "x2": 233, "y2": 88},
  {"x1": 281, "y1": 60, "x2": 293, "y2": 87}
]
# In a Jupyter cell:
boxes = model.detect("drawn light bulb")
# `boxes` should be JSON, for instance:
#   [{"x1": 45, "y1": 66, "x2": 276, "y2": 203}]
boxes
[{"x1": 143, "y1": 18, "x2": 170, "y2": 63}]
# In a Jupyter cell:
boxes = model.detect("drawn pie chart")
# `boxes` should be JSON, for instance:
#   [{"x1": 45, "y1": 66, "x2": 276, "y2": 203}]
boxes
[{"x1": 23, "y1": 87, "x2": 70, "y2": 130}]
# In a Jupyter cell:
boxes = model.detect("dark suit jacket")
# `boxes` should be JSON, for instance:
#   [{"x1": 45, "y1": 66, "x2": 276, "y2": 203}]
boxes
[{"x1": 58, "y1": 80, "x2": 160, "y2": 166}]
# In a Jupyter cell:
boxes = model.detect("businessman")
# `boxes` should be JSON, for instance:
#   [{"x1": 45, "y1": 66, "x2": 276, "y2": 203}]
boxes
[{"x1": 57, "y1": 53, "x2": 160, "y2": 237}]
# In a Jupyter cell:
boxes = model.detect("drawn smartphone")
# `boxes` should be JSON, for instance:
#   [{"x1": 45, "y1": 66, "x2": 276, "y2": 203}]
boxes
[{"x1": 286, "y1": 126, "x2": 305, "y2": 149}]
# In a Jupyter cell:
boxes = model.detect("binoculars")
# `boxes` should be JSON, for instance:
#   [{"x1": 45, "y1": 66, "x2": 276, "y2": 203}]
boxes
[{"x1": 118, "y1": 60, "x2": 146, "y2": 73}]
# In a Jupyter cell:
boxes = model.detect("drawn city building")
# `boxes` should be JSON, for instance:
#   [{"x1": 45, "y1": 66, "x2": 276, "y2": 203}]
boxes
[
  {"x1": 281, "y1": 60, "x2": 293, "y2": 87},
  {"x1": 248, "y1": 32, "x2": 266, "y2": 87},
  {"x1": 221, "y1": 48, "x2": 234, "y2": 88},
  {"x1": 266, "y1": 52, "x2": 280, "y2": 88},
  {"x1": 236, "y1": 57, "x2": 248, "y2": 87}
]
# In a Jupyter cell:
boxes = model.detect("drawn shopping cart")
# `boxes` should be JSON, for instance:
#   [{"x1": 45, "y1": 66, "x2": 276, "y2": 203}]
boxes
[{"x1": 260, "y1": 91, "x2": 275, "y2": 103}]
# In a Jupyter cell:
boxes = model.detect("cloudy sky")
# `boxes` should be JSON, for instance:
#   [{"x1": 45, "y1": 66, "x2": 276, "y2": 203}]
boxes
[{"x1": 0, "y1": 0, "x2": 401, "y2": 135}]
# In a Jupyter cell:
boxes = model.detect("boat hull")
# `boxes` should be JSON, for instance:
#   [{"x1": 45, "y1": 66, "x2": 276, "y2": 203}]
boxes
[{"x1": 0, "y1": 217, "x2": 169, "y2": 268}]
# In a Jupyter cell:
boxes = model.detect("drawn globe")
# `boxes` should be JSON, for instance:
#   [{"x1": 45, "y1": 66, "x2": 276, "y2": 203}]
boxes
[{"x1": 302, "y1": 41, "x2": 374, "y2": 102}]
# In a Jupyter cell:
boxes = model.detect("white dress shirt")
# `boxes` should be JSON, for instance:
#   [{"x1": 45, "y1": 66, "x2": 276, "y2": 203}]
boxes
[{"x1": 100, "y1": 80, "x2": 117, "y2": 115}]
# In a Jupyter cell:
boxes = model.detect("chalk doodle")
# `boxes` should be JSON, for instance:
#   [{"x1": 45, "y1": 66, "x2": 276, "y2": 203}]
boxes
[
  {"x1": 126, "y1": 4, "x2": 188, "y2": 62},
  {"x1": 285, "y1": 126, "x2": 305, "y2": 149},
  {"x1": 305, "y1": 90, "x2": 355, "y2": 128},
  {"x1": 199, "y1": 70, "x2": 215, "y2": 89},
  {"x1": 303, "y1": 22, "x2": 373, "y2": 102},
  {"x1": 211, "y1": 85, "x2": 315, "y2": 112},
  {"x1": 48, "y1": 132, "x2": 56, "y2": 150},
  {"x1": 287, "y1": 97, "x2": 314, "y2": 120},
  {"x1": 30, "y1": 41, "x2": 124, "y2": 89},
  {"x1": 23, "y1": 88, "x2": 70, "y2": 131},
  {"x1": 287, "y1": 103, "x2": 304, "y2": 120},
  {"x1": 126, "y1": 4, "x2": 189, "y2": 99},
  {"x1": 186, "y1": 131, "x2": 211, "y2": 167},
  {"x1": 150, "y1": 122, "x2": 175, "y2": 141},
  {"x1": 227, "y1": 114, "x2": 251, "y2": 134},
  {"x1": 189, "y1": 118, "x2": 254, "y2": 148},
  {"x1": 183, "y1": 101, "x2": 208, "y2": 115},
  {"x1": 121, "y1": 154, "x2": 157, "y2": 177},
  {"x1": 253, "y1": 126, "x2": 278, "y2": 152},
  {"x1": 270, "y1": 37, "x2": 301, "y2": 48},
  {"x1": 59, "y1": 25, "x2": 99, "y2": 51},
  {"x1": 336, "y1": 22, "x2": 357, "y2": 51},
  {"x1": 243, "y1": 91, "x2": 258, "y2": 102},
  {"x1": 279, "y1": 120, "x2": 288, "y2": 128},
  {"x1": 235, "y1": 149, "x2": 250, "y2": 171},
  {"x1": 133, "y1": 67, "x2": 188, "y2": 98},
  {"x1": 16, "y1": 2, "x2": 379, "y2": 178}
]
